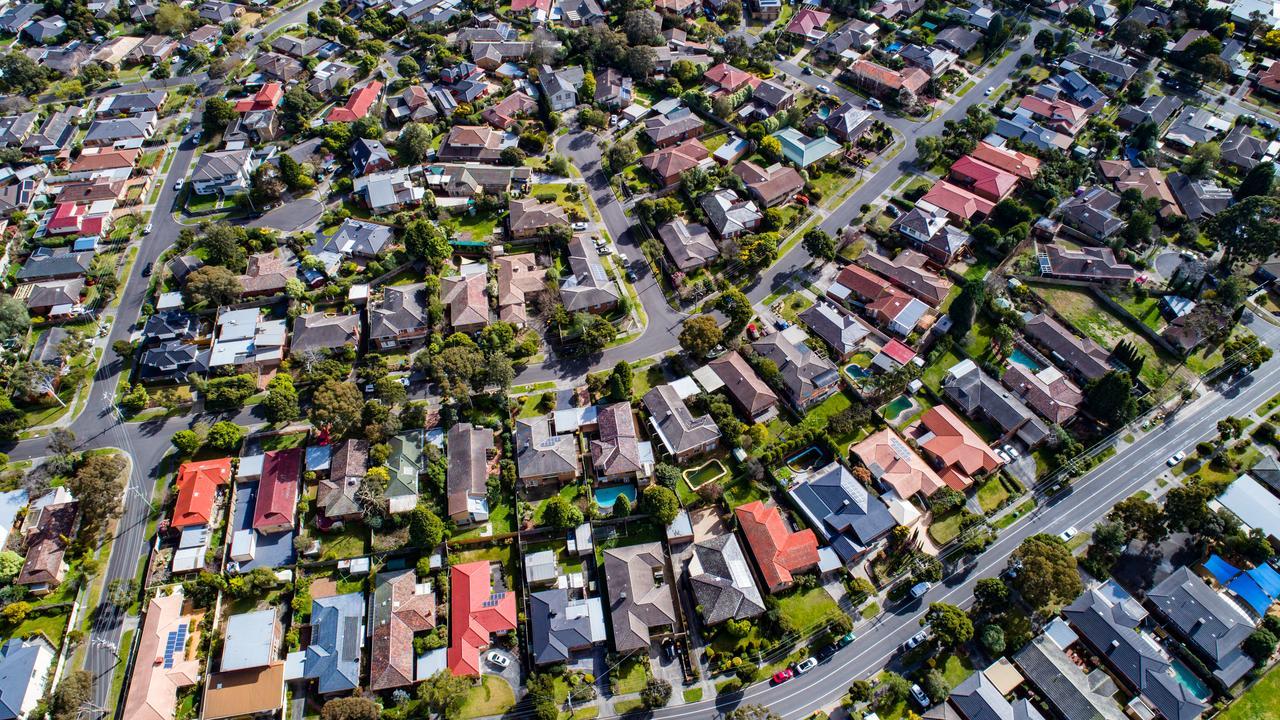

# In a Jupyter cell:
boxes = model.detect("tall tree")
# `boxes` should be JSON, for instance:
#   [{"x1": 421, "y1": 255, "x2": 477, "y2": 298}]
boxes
[
  {"x1": 1084, "y1": 371, "x2": 1138, "y2": 426},
  {"x1": 68, "y1": 454, "x2": 127, "y2": 542},
  {"x1": 310, "y1": 380, "x2": 363, "y2": 437},
  {"x1": 679, "y1": 315, "x2": 723, "y2": 357},
  {"x1": 1237, "y1": 161, "x2": 1276, "y2": 200},
  {"x1": 1009, "y1": 534, "x2": 1083, "y2": 611}
]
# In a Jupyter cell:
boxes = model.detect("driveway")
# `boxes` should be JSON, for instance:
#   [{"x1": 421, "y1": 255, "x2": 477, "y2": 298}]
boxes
[
  {"x1": 249, "y1": 198, "x2": 324, "y2": 232},
  {"x1": 481, "y1": 647, "x2": 523, "y2": 696},
  {"x1": 1004, "y1": 453, "x2": 1037, "y2": 489}
]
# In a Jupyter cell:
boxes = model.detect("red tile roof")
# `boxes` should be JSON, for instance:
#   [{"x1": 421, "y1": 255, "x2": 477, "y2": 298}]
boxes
[
  {"x1": 835, "y1": 264, "x2": 891, "y2": 301},
  {"x1": 172, "y1": 458, "x2": 232, "y2": 528},
  {"x1": 252, "y1": 448, "x2": 301, "y2": 532},
  {"x1": 235, "y1": 82, "x2": 283, "y2": 113},
  {"x1": 969, "y1": 141, "x2": 1040, "y2": 180},
  {"x1": 918, "y1": 405, "x2": 1001, "y2": 484},
  {"x1": 447, "y1": 561, "x2": 517, "y2": 676},
  {"x1": 326, "y1": 81, "x2": 384, "y2": 122},
  {"x1": 950, "y1": 155, "x2": 1019, "y2": 201},
  {"x1": 1260, "y1": 63, "x2": 1280, "y2": 93},
  {"x1": 703, "y1": 62, "x2": 755, "y2": 93},
  {"x1": 68, "y1": 148, "x2": 139, "y2": 172},
  {"x1": 920, "y1": 180, "x2": 994, "y2": 220},
  {"x1": 735, "y1": 501, "x2": 818, "y2": 592},
  {"x1": 786, "y1": 8, "x2": 830, "y2": 36},
  {"x1": 880, "y1": 338, "x2": 916, "y2": 366}
]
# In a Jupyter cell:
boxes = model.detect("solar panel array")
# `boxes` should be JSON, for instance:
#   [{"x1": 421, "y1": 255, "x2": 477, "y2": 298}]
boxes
[
  {"x1": 163, "y1": 623, "x2": 188, "y2": 669},
  {"x1": 482, "y1": 591, "x2": 507, "y2": 609}
]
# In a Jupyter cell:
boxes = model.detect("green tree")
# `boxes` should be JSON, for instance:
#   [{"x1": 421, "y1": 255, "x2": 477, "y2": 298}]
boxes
[
  {"x1": 1237, "y1": 161, "x2": 1275, "y2": 200},
  {"x1": 640, "y1": 485, "x2": 679, "y2": 524},
  {"x1": 397, "y1": 122, "x2": 433, "y2": 164},
  {"x1": 803, "y1": 228, "x2": 836, "y2": 260},
  {"x1": 1010, "y1": 534, "x2": 1083, "y2": 611},
  {"x1": 924, "y1": 602, "x2": 974, "y2": 648},
  {"x1": 608, "y1": 361, "x2": 633, "y2": 401},
  {"x1": 409, "y1": 505, "x2": 444, "y2": 547},
  {"x1": 404, "y1": 218, "x2": 451, "y2": 267},
  {"x1": 183, "y1": 265, "x2": 244, "y2": 307},
  {"x1": 397, "y1": 55, "x2": 420, "y2": 78},
  {"x1": 48, "y1": 670, "x2": 93, "y2": 720},
  {"x1": 1244, "y1": 628, "x2": 1278, "y2": 662},
  {"x1": 310, "y1": 380, "x2": 363, "y2": 437},
  {"x1": 922, "y1": 668, "x2": 951, "y2": 703},
  {"x1": 207, "y1": 421, "x2": 245, "y2": 451},
  {"x1": 1085, "y1": 371, "x2": 1138, "y2": 426},
  {"x1": 679, "y1": 315, "x2": 723, "y2": 357},
  {"x1": 263, "y1": 374, "x2": 300, "y2": 423},
  {"x1": 0, "y1": 295, "x2": 29, "y2": 341},
  {"x1": 68, "y1": 454, "x2": 127, "y2": 542},
  {"x1": 171, "y1": 430, "x2": 201, "y2": 456},
  {"x1": 281, "y1": 85, "x2": 322, "y2": 133},
  {"x1": 981, "y1": 624, "x2": 1006, "y2": 656},
  {"x1": 1109, "y1": 496, "x2": 1167, "y2": 544},
  {"x1": 1211, "y1": 195, "x2": 1280, "y2": 269},
  {"x1": 154, "y1": 2, "x2": 198, "y2": 35},
  {"x1": 542, "y1": 495, "x2": 583, "y2": 530},
  {"x1": 725, "y1": 706, "x2": 783, "y2": 720},
  {"x1": 641, "y1": 678, "x2": 672, "y2": 708},
  {"x1": 320, "y1": 696, "x2": 380, "y2": 720},
  {"x1": 0, "y1": 550, "x2": 21, "y2": 581},
  {"x1": 203, "y1": 97, "x2": 238, "y2": 134}
]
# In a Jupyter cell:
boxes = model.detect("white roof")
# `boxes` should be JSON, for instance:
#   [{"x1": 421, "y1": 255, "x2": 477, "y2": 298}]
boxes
[
  {"x1": 172, "y1": 546, "x2": 204, "y2": 573},
  {"x1": 0, "y1": 489, "x2": 27, "y2": 550},
  {"x1": 156, "y1": 291, "x2": 184, "y2": 309},
  {"x1": 221, "y1": 610, "x2": 277, "y2": 671},
  {"x1": 1218, "y1": 474, "x2": 1280, "y2": 539},
  {"x1": 691, "y1": 365, "x2": 724, "y2": 393},
  {"x1": 237, "y1": 454, "x2": 264, "y2": 479},
  {"x1": 669, "y1": 375, "x2": 700, "y2": 400},
  {"x1": 230, "y1": 528, "x2": 256, "y2": 562}
]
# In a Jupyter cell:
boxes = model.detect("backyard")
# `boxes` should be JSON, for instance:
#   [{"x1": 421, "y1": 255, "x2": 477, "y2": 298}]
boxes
[
  {"x1": 1220, "y1": 663, "x2": 1280, "y2": 720},
  {"x1": 1033, "y1": 285, "x2": 1177, "y2": 387}
]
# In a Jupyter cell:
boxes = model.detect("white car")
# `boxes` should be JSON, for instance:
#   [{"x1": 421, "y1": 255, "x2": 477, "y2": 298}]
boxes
[
  {"x1": 983, "y1": 87, "x2": 993, "y2": 96},
  {"x1": 867, "y1": 98, "x2": 883, "y2": 110},
  {"x1": 904, "y1": 630, "x2": 929, "y2": 650},
  {"x1": 598, "y1": 245, "x2": 613, "y2": 255},
  {"x1": 1002, "y1": 444, "x2": 1020, "y2": 459},
  {"x1": 486, "y1": 651, "x2": 510, "y2": 668},
  {"x1": 173, "y1": 179, "x2": 184, "y2": 192},
  {"x1": 1058, "y1": 527, "x2": 1079, "y2": 543},
  {"x1": 995, "y1": 448, "x2": 1011, "y2": 464},
  {"x1": 1167, "y1": 451, "x2": 1186, "y2": 467},
  {"x1": 144, "y1": 223, "x2": 153, "y2": 234},
  {"x1": 816, "y1": 84, "x2": 831, "y2": 94},
  {"x1": 572, "y1": 222, "x2": 588, "y2": 231},
  {"x1": 910, "y1": 683, "x2": 931, "y2": 708},
  {"x1": 793, "y1": 657, "x2": 818, "y2": 674}
]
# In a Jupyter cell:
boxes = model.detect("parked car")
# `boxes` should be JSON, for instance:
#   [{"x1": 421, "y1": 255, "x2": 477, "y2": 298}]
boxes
[
  {"x1": 1167, "y1": 450, "x2": 1186, "y2": 467},
  {"x1": 904, "y1": 630, "x2": 929, "y2": 650},
  {"x1": 144, "y1": 223, "x2": 153, "y2": 234},
  {"x1": 816, "y1": 644, "x2": 837, "y2": 662},
  {"x1": 141, "y1": 263, "x2": 152, "y2": 277},
  {"x1": 1058, "y1": 526, "x2": 1079, "y2": 543},
  {"x1": 910, "y1": 684, "x2": 931, "y2": 708},
  {"x1": 572, "y1": 221, "x2": 588, "y2": 231},
  {"x1": 772, "y1": 668, "x2": 794, "y2": 684},
  {"x1": 836, "y1": 631, "x2": 855, "y2": 648},
  {"x1": 626, "y1": 268, "x2": 638, "y2": 282},
  {"x1": 1002, "y1": 444, "x2": 1020, "y2": 459},
  {"x1": 867, "y1": 98, "x2": 883, "y2": 110},
  {"x1": 995, "y1": 448, "x2": 1011, "y2": 464},
  {"x1": 662, "y1": 639, "x2": 676, "y2": 661},
  {"x1": 794, "y1": 658, "x2": 818, "y2": 674},
  {"x1": 173, "y1": 179, "x2": 184, "y2": 191},
  {"x1": 909, "y1": 581, "x2": 931, "y2": 599},
  {"x1": 486, "y1": 651, "x2": 510, "y2": 668}
]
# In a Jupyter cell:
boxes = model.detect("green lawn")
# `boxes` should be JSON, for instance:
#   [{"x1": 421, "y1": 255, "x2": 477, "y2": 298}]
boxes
[
  {"x1": 928, "y1": 510, "x2": 964, "y2": 544},
  {"x1": 922, "y1": 350, "x2": 964, "y2": 391},
  {"x1": 995, "y1": 499, "x2": 1036, "y2": 529},
  {"x1": 776, "y1": 291, "x2": 814, "y2": 324},
  {"x1": 534, "y1": 485, "x2": 584, "y2": 527},
  {"x1": 4, "y1": 610, "x2": 69, "y2": 648},
  {"x1": 459, "y1": 676, "x2": 515, "y2": 719},
  {"x1": 976, "y1": 476, "x2": 1010, "y2": 513},
  {"x1": 613, "y1": 698, "x2": 646, "y2": 715},
  {"x1": 775, "y1": 585, "x2": 843, "y2": 633},
  {"x1": 452, "y1": 544, "x2": 517, "y2": 580},
  {"x1": 1033, "y1": 285, "x2": 1176, "y2": 387},
  {"x1": 939, "y1": 654, "x2": 975, "y2": 687},
  {"x1": 1221, "y1": 661, "x2": 1280, "y2": 720},
  {"x1": 447, "y1": 210, "x2": 501, "y2": 242},
  {"x1": 1111, "y1": 290, "x2": 1165, "y2": 332},
  {"x1": 260, "y1": 432, "x2": 307, "y2": 451},
  {"x1": 683, "y1": 688, "x2": 703, "y2": 703},
  {"x1": 612, "y1": 656, "x2": 649, "y2": 694},
  {"x1": 723, "y1": 470, "x2": 769, "y2": 508},
  {"x1": 317, "y1": 524, "x2": 366, "y2": 561},
  {"x1": 861, "y1": 602, "x2": 880, "y2": 619}
]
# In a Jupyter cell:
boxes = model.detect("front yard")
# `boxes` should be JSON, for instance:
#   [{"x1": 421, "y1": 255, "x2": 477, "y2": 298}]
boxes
[{"x1": 1033, "y1": 285, "x2": 1178, "y2": 388}]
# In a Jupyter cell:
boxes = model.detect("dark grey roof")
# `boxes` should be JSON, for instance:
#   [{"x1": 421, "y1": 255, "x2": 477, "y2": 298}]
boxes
[
  {"x1": 138, "y1": 341, "x2": 207, "y2": 382},
  {"x1": 751, "y1": 332, "x2": 839, "y2": 408},
  {"x1": 447, "y1": 422, "x2": 494, "y2": 519},
  {"x1": 943, "y1": 359, "x2": 1049, "y2": 446},
  {"x1": 753, "y1": 79, "x2": 793, "y2": 109},
  {"x1": 561, "y1": 235, "x2": 621, "y2": 311},
  {"x1": 530, "y1": 588, "x2": 603, "y2": 665},
  {"x1": 1220, "y1": 125, "x2": 1267, "y2": 171},
  {"x1": 1063, "y1": 50, "x2": 1137, "y2": 85},
  {"x1": 656, "y1": 219, "x2": 719, "y2": 271},
  {"x1": 304, "y1": 592, "x2": 365, "y2": 694},
  {"x1": 1064, "y1": 588, "x2": 1208, "y2": 720},
  {"x1": 935, "y1": 26, "x2": 982, "y2": 53},
  {"x1": 799, "y1": 301, "x2": 870, "y2": 357},
  {"x1": 167, "y1": 255, "x2": 204, "y2": 282},
  {"x1": 950, "y1": 670, "x2": 1048, "y2": 720},
  {"x1": 98, "y1": 91, "x2": 166, "y2": 115},
  {"x1": 1058, "y1": 186, "x2": 1123, "y2": 239},
  {"x1": 688, "y1": 533, "x2": 765, "y2": 625},
  {"x1": 351, "y1": 138, "x2": 392, "y2": 176},
  {"x1": 368, "y1": 283, "x2": 429, "y2": 341},
  {"x1": 1013, "y1": 635, "x2": 1126, "y2": 720},
  {"x1": 602, "y1": 542, "x2": 678, "y2": 652},
  {"x1": 1167, "y1": 172, "x2": 1232, "y2": 222},
  {"x1": 29, "y1": 327, "x2": 68, "y2": 366},
  {"x1": 291, "y1": 312, "x2": 360, "y2": 354},
  {"x1": 17, "y1": 249, "x2": 90, "y2": 281},
  {"x1": 1148, "y1": 567, "x2": 1256, "y2": 687},
  {"x1": 84, "y1": 113, "x2": 154, "y2": 143},
  {"x1": 514, "y1": 414, "x2": 578, "y2": 480},
  {"x1": 0, "y1": 3, "x2": 41, "y2": 33},
  {"x1": 1117, "y1": 94, "x2": 1181, "y2": 128},
  {"x1": 643, "y1": 384, "x2": 720, "y2": 457},
  {"x1": 142, "y1": 310, "x2": 200, "y2": 344},
  {"x1": 312, "y1": 219, "x2": 394, "y2": 259},
  {"x1": 1024, "y1": 313, "x2": 1111, "y2": 381},
  {"x1": 788, "y1": 461, "x2": 895, "y2": 553}
]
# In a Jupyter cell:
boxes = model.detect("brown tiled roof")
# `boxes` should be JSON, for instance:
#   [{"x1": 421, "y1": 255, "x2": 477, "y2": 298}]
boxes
[
  {"x1": 369, "y1": 569, "x2": 436, "y2": 690},
  {"x1": 590, "y1": 402, "x2": 642, "y2": 477},
  {"x1": 17, "y1": 501, "x2": 77, "y2": 587}
]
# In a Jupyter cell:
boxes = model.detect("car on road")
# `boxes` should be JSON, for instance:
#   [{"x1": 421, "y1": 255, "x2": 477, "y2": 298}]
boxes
[
  {"x1": 1058, "y1": 526, "x2": 1079, "y2": 543},
  {"x1": 141, "y1": 263, "x2": 152, "y2": 277},
  {"x1": 867, "y1": 98, "x2": 883, "y2": 110},
  {"x1": 904, "y1": 630, "x2": 929, "y2": 650},
  {"x1": 486, "y1": 652, "x2": 510, "y2": 668},
  {"x1": 910, "y1": 684, "x2": 931, "y2": 708},
  {"x1": 802, "y1": 65, "x2": 813, "y2": 74},
  {"x1": 1167, "y1": 450, "x2": 1186, "y2": 467},
  {"x1": 909, "y1": 581, "x2": 932, "y2": 599},
  {"x1": 776, "y1": 53, "x2": 786, "y2": 61},
  {"x1": 836, "y1": 631, "x2": 855, "y2": 648},
  {"x1": 816, "y1": 644, "x2": 837, "y2": 662},
  {"x1": 772, "y1": 668, "x2": 794, "y2": 684},
  {"x1": 626, "y1": 268, "x2": 638, "y2": 282},
  {"x1": 983, "y1": 87, "x2": 993, "y2": 96},
  {"x1": 572, "y1": 221, "x2": 588, "y2": 231},
  {"x1": 144, "y1": 223, "x2": 153, "y2": 235},
  {"x1": 174, "y1": 179, "x2": 184, "y2": 192},
  {"x1": 794, "y1": 657, "x2": 818, "y2": 675},
  {"x1": 816, "y1": 84, "x2": 831, "y2": 94}
]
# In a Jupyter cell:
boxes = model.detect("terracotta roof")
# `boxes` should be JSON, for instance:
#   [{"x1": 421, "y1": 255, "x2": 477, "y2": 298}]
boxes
[
  {"x1": 920, "y1": 180, "x2": 995, "y2": 220},
  {"x1": 252, "y1": 448, "x2": 300, "y2": 532},
  {"x1": 326, "y1": 81, "x2": 383, "y2": 122},
  {"x1": 852, "y1": 427, "x2": 946, "y2": 499},
  {"x1": 123, "y1": 590, "x2": 200, "y2": 720},
  {"x1": 950, "y1": 155, "x2": 1019, "y2": 201},
  {"x1": 234, "y1": 83, "x2": 283, "y2": 113},
  {"x1": 171, "y1": 458, "x2": 232, "y2": 528},
  {"x1": 16, "y1": 500, "x2": 77, "y2": 588},
  {"x1": 202, "y1": 663, "x2": 285, "y2": 720},
  {"x1": 918, "y1": 405, "x2": 1001, "y2": 486},
  {"x1": 735, "y1": 501, "x2": 818, "y2": 591},
  {"x1": 835, "y1": 263, "x2": 892, "y2": 301},
  {"x1": 881, "y1": 338, "x2": 916, "y2": 365},
  {"x1": 969, "y1": 141, "x2": 1040, "y2": 180},
  {"x1": 369, "y1": 569, "x2": 436, "y2": 690},
  {"x1": 447, "y1": 561, "x2": 517, "y2": 676},
  {"x1": 703, "y1": 62, "x2": 755, "y2": 92},
  {"x1": 850, "y1": 59, "x2": 928, "y2": 93},
  {"x1": 640, "y1": 138, "x2": 710, "y2": 184},
  {"x1": 68, "y1": 148, "x2": 139, "y2": 172}
]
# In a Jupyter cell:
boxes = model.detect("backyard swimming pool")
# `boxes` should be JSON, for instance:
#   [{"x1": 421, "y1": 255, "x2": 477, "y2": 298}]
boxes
[
  {"x1": 594, "y1": 484, "x2": 636, "y2": 509},
  {"x1": 883, "y1": 396, "x2": 914, "y2": 420},
  {"x1": 1170, "y1": 658, "x2": 1211, "y2": 701},
  {"x1": 817, "y1": 106, "x2": 831, "y2": 119},
  {"x1": 786, "y1": 446, "x2": 829, "y2": 472},
  {"x1": 1008, "y1": 349, "x2": 1045, "y2": 372}
]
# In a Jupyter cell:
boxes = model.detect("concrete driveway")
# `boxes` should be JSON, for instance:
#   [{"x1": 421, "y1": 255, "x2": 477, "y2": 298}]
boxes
[
  {"x1": 249, "y1": 198, "x2": 324, "y2": 232},
  {"x1": 1004, "y1": 451, "x2": 1037, "y2": 489},
  {"x1": 481, "y1": 647, "x2": 523, "y2": 696}
]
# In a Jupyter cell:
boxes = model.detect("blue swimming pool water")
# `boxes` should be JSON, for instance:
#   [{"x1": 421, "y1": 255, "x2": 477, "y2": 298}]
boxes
[
  {"x1": 1170, "y1": 658, "x2": 1211, "y2": 701},
  {"x1": 845, "y1": 363, "x2": 869, "y2": 378},
  {"x1": 885, "y1": 42, "x2": 903, "y2": 53},
  {"x1": 1008, "y1": 349, "x2": 1045, "y2": 372},
  {"x1": 595, "y1": 485, "x2": 636, "y2": 509},
  {"x1": 817, "y1": 106, "x2": 831, "y2": 120}
]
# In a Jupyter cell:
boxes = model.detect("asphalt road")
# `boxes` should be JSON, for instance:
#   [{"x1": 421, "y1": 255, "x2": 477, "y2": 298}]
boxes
[{"x1": 644, "y1": 317, "x2": 1280, "y2": 720}]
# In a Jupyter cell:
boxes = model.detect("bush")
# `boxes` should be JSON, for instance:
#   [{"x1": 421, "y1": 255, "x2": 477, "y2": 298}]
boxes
[{"x1": 203, "y1": 374, "x2": 257, "y2": 410}]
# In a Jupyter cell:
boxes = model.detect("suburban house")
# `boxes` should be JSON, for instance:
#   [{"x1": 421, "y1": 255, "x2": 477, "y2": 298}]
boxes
[
  {"x1": 602, "y1": 543, "x2": 679, "y2": 652},
  {"x1": 846, "y1": 59, "x2": 928, "y2": 100},
  {"x1": 688, "y1": 533, "x2": 766, "y2": 625},
  {"x1": 354, "y1": 168, "x2": 425, "y2": 213},
  {"x1": 644, "y1": 110, "x2": 704, "y2": 148},
  {"x1": 789, "y1": 461, "x2": 895, "y2": 564},
  {"x1": 203, "y1": 612, "x2": 286, "y2": 720},
  {"x1": 853, "y1": 427, "x2": 948, "y2": 499},
  {"x1": 734, "y1": 501, "x2": 818, "y2": 594},
  {"x1": 296, "y1": 592, "x2": 365, "y2": 695},
  {"x1": 595, "y1": 67, "x2": 634, "y2": 108},
  {"x1": 772, "y1": 127, "x2": 843, "y2": 168},
  {"x1": 918, "y1": 181, "x2": 995, "y2": 222},
  {"x1": 1147, "y1": 567, "x2": 1256, "y2": 687},
  {"x1": 656, "y1": 218, "x2": 719, "y2": 272},
  {"x1": 1040, "y1": 244, "x2": 1136, "y2": 283},
  {"x1": 368, "y1": 283, "x2": 431, "y2": 349},
  {"x1": 1168, "y1": 172, "x2": 1233, "y2": 222},
  {"x1": 798, "y1": 301, "x2": 871, "y2": 362},
  {"x1": 641, "y1": 139, "x2": 712, "y2": 188},
  {"x1": 1064, "y1": 584, "x2": 1208, "y2": 720},
  {"x1": 448, "y1": 561, "x2": 517, "y2": 675},
  {"x1": 709, "y1": 351, "x2": 779, "y2": 423},
  {"x1": 16, "y1": 497, "x2": 77, "y2": 594},
  {"x1": 1012, "y1": 633, "x2": 1127, "y2": 720},
  {"x1": 317, "y1": 439, "x2": 366, "y2": 525},
  {"x1": 496, "y1": 253, "x2": 547, "y2": 326},
  {"x1": 438, "y1": 125, "x2": 505, "y2": 163},
  {"x1": 351, "y1": 138, "x2": 393, "y2": 177},
  {"x1": 1098, "y1": 160, "x2": 1181, "y2": 218},
  {"x1": 441, "y1": 271, "x2": 490, "y2": 333},
  {"x1": 733, "y1": 160, "x2": 804, "y2": 208},
  {"x1": 447, "y1": 423, "x2": 495, "y2": 525},
  {"x1": 290, "y1": 312, "x2": 361, "y2": 355},
  {"x1": 516, "y1": 414, "x2": 580, "y2": 486},
  {"x1": 949, "y1": 155, "x2": 1019, "y2": 202},
  {"x1": 237, "y1": 252, "x2": 297, "y2": 299},
  {"x1": 538, "y1": 64, "x2": 584, "y2": 111},
  {"x1": 1001, "y1": 363, "x2": 1084, "y2": 425},
  {"x1": 1057, "y1": 186, "x2": 1124, "y2": 240},
  {"x1": 171, "y1": 458, "x2": 232, "y2": 529},
  {"x1": 943, "y1": 359, "x2": 1050, "y2": 447},
  {"x1": 916, "y1": 406, "x2": 1002, "y2": 491},
  {"x1": 310, "y1": 218, "x2": 396, "y2": 261},
  {"x1": 591, "y1": 402, "x2": 644, "y2": 483},
  {"x1": 643, "y1": 383, "x2": 720, "y2": 462},
  {"x1": 699, "y1": 189, "x2": 762, "y2": 240},
  {"x1": 0, "y1": 637, "x2": 54, "y2": 720},
  {"x1": 891, "y1": 206, "x2": 971, "y2": 265},
  {"x1": 481, "y1": 91, "x2": 538, "y2": 129},
  {"x1": 190, "y1": 149, "x2": 254, "y2": 196},
  {"x1": 561, "y1": 236, "x2": 621, "y2": 314},
  {"x1": 968, "y1": 141, "x2": 1041, "y2": 181},
  {"x1": 824, "y1": 103, "x2": 874, "y2": 142},
  {"x1": 751, "y1": 328, "x2": 840, "y2": 411},
  {"x1": 530, "y1": 588, "x2": 607, "y2": 666},
  {"x1": 704, "y1": 62, "x2": 758, "y2": 95},
  {"x1": 858, "y1": 250, "x2": 951, "y2": 307},
  {"x1": 901, "y1": 43, "x2": 958, "y2": 76},
  {"x1": 508, "y1": 198, "x2": 570, "y2": 240},
  {"x1": 121, "y1": 588, "x2": 199, "y2": 720},
  {"x1": 932, "y1": 667, "x2": 1049, "y2": 720},
  {"x1": 1023, "y1": 313, "x2": 1112, "y2": 382},
  {"x1": 252, "y1": 448, "x2": 301, "y2": 535},
  {"x1": 369, "y1": 569, "x2": 436, "y2": 691},
  {"x1": 83, "y1": 112, "x2": 156, "y2": 148},
  {"x1": 387, "y1": 431, "x2": 424, "y2": 515}
]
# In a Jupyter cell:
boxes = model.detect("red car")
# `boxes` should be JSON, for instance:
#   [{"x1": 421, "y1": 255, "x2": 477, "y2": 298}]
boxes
[{"x1": 772, "y1": 669, "x2": 794, "y2": 685}]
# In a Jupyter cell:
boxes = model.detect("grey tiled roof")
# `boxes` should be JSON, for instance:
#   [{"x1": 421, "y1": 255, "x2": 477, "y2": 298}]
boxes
[
  {"x1": 602, "y1": 542, "x2": 677, "y2": 652},
  {"x1": 515, "y1": 414, "x2": 578, "y2": 480},
  {"x1": 643, "y1": 384, "x2": 719, "y2": 457},
  {"x1": 304, "y1": 592, "x2": 365, "y2": 694},
  {"x1": 688, "y1": 533, "x2": 765, "y2": 625},
  {"x1": 1148, "y1": 567, "x2": 1256, "y2": 687},
  {"x1": 943, "y1": 359, "x2": 1049, "y2": 447},
  {"x1": 750, "y1": 332, "x2": 839, "y2": 408},
  {"x1": 788, "y1": 461, "x2": 894, "y2": 551},
  {"x1": 0, "y1": 637, "x2": 53, "y2": 720},
  {"x1": 530, "y1": 588, "x2": 603, "y2": 665},
  {"x1": 1013, "y1": 635, "x2": 1126, "y2": 720}
]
